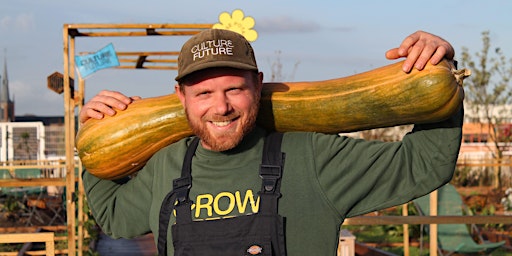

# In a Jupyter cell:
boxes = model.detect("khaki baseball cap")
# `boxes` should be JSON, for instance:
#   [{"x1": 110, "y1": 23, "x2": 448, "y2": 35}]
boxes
[{"x1": 175, "y1": 29, "x2": 258, "y2": 82}]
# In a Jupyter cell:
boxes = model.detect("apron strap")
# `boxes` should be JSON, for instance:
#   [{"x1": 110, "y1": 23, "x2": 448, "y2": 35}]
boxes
[
  {"x1": 174, "y1": 137, "x2": 199, "y2": 224},
  {"x1": 157, "y1": 137, "x2": 199, "y2": 256},
  {"x1": 259, "y1": 132, "x2": 285, "y2": 215}
]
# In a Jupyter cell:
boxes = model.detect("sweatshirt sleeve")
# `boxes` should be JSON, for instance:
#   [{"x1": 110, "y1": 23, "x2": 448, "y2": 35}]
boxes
[
  {"x1": 82, "y1": 165, "x2": 154, "y2": 238},
  {"x1": 315, "y1": 106, "x2": 463, "y2": 218}
]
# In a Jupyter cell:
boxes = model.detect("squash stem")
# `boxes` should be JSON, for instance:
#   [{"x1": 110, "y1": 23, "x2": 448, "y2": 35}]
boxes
[{"x1": 453, "y1": 68, "x2": 471, "y2": 86}]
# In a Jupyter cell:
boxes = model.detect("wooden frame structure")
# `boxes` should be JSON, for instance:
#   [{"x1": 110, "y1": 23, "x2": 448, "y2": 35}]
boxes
[{"x1": 61, "y1": 23, "x2": 212, "y2": 255}]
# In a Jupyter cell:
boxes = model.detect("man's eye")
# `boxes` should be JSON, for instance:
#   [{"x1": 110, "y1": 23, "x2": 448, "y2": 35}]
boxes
[{"x1": 228, "y1": 88, "x2": 242, "y2": 93}]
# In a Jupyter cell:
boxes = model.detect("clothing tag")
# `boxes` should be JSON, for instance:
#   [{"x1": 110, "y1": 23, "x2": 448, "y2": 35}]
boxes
[{"x1": 246, "y1": 244, "x2": 263, "y2": 255}]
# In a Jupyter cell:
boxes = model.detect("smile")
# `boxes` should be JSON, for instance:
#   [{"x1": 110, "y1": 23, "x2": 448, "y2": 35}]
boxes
[{"x1": 211, "y1": 120, "x2": 232, "y2": 127}]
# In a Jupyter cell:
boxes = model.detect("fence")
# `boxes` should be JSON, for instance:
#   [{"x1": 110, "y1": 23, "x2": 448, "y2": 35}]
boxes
[
  {"x1": 0, "y1": 232, "x2": 55, "y2": 256},
  {"x1": 0, "y1": 158, "x2": 83, "y2": 255}
]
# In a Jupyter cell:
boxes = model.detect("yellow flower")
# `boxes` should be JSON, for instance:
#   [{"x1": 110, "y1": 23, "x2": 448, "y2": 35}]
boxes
[{"x1": 213, "y1": 9, "x2": 258, "y2": 42}]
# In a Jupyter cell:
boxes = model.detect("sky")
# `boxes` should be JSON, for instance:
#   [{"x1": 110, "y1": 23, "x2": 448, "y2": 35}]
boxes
[{"x1": 0, "y1": 0, "x2": 511, "y2": 116}]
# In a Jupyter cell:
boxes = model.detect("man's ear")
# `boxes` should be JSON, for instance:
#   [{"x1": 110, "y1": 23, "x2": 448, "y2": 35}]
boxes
[
  {"x1": 257, "y1": 72, "x2": 264, "y2": 91},
  {"x1": 175, "y1": 84, "x2": 186, "y2": 107}
]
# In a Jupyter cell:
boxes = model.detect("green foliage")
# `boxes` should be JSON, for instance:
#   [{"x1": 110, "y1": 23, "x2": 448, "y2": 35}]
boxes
[
  {"x1": 0, "y1": 243, "x2": 23, "y2": 253},
  {"x1": 83, "y1": 199, "x2": 100, "y2": 241},
  {"x1": 481, "y1": 204, "x2": 496, "y2": 215},
  {"x1": 477, "y1": 204, "x2": 508, "y2": 231},
  {"x1": 3, "y1": 195, "x2": 23, "y2": 212},
  {"x1": 82, "y1": 198, "x2": 102, "y2": 256}
]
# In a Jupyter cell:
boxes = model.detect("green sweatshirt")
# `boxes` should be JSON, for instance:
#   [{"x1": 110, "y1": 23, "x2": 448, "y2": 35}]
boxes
[{"x1": 83, "y1": 108, "x2": 463, "y2": 256}]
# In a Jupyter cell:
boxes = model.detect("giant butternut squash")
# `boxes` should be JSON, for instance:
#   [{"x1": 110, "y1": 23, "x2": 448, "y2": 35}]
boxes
[{"x1": 76, "y1": 59, "x2": 468, "y2": 179}]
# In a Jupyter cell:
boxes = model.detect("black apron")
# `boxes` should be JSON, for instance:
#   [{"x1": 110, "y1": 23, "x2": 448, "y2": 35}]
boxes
[{"x1": 157, "y1": 133, "x2": 287, "y2": 256}]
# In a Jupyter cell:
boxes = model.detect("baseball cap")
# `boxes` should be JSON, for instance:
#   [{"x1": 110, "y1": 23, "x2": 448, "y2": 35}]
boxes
[{"x1": 175, "y1": 29, "x2": 258, "y2": 82}]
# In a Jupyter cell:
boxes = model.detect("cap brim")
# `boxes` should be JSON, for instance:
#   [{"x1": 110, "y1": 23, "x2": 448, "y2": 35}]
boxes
[{"x1": 175, "y1": 61, "x2": 258, "y2": 82}]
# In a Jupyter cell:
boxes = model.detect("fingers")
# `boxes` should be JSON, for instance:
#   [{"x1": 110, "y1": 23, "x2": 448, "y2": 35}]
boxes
[
  {"x1": 386, "y1": 30, "x2": 455, "y2": 73},
  {"x1": 96, "y1": 90, "x2": 134, "y2": 106},
  {"x1": 79, "y1": 90, "x2": 138, "y2": 124},
  {"x1": 385, "y1": 48, "x2": 402, "y2": 60},
  {"x1": 130, "y1": 96, "x2": 142, "y2": 101},
  {"x1": 79, "y1": 105, "x2": 109, "y2": 124},
  {"x1": 402, "y1": 37, "x2": 435, "y2": 73}
]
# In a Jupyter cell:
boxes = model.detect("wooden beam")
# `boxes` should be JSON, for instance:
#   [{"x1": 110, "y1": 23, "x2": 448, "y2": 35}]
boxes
[
  {"x1": 65, "y1": 23, "x2": 213, "y2": 29},
  {"x1": 116, "y1": 65, "x2": 178, "y2": 70},
  {"x1": 0, "y1": 226, "x2": 66, "y2": 233},
  {"x1": 0, "y1": 178, "x2": 67, "y2": 187},
  {"x1": 115, "y1": 51, "x2": 180, "y2": 56},
  {"x1": 118, "y1": 58, "x2": 177, "y2": 63},
  {"x1": 76, "y1": 31, "x2": 204, "y2": 37},
  {"x1": 343, "y1": 215, "x2": 512, "y2": 225},
  {"x1": 75, "y1": 51, "x2": 180, "y2": 70},
  {"x1": 64, "y1": 23, "x2": 212, "y2": 38}
]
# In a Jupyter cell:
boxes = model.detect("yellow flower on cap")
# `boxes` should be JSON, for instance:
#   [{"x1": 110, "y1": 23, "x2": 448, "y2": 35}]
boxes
[{"x1": 213, "y1": 9, "x2": 258, "y2": 42}]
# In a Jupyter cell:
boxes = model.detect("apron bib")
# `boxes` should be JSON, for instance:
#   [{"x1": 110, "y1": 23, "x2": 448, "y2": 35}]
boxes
[{"x1": 158, "y1": 133, "x2": 287, "y2": 256}]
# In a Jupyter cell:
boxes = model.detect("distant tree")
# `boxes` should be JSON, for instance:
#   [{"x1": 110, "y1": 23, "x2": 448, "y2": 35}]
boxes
[
  {"x1": 268, "y1": 50, "x2": 300, "y2": 82},
  {"x1": 460, "y1": 30, "x2": 512, "y2": 188}
]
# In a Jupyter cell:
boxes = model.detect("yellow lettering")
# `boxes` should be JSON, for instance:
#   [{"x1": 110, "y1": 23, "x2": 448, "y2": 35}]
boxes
[
  {"x1": 214, "y1": 192, "x2": 235, "y2": 215},
  {"x1": 235, "y1": 190, "x2": 260, "y2": 214},
  {"x1": 192, "y1": 190, "x2": 261, "y2": 219},
  {"x1": 195, "y1": 194, "x2": 213, "y2": 218}
]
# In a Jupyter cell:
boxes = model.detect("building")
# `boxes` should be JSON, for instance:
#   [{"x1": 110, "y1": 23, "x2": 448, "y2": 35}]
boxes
[
  {"x1": 0, "y1": 54, "x2": 66, "y2": 161},
  {"x1": 461, "y1": 104, "x2": 512, "y2": 160},
  {"x1": 13, "y1": 116, "x2": 66, "y2": 159},
  {"x1": 0, "y1": 121, "x2": 46, "y2": 161}
]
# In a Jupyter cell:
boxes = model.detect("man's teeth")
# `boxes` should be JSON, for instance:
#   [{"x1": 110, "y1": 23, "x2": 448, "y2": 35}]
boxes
[{"x1": 212, "y1": 121, "x2": 231, "y2": 127}]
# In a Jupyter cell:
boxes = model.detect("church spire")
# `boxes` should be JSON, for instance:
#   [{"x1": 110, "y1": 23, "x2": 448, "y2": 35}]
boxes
[
  {"x1": 0, "y1": 50, "x2": 14, "y2": 121},
  {"x1": 1, "y1": 50, "x2": 10, "y2": 103}
]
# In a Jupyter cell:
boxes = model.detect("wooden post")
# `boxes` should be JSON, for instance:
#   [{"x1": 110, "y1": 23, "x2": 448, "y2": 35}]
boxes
[
  {"x1": 63, "y1": 24, "x2": 77, "y2": 256},
  {"x1": 430, "y1": 189, "x2": 438, "y2": 256},
  {"x1": 77, "y1": 77, "x2": 86, "y2": 256},
  {"x1": 337, "y1": 229, "x2": 355, "y2": 256},
  {"x1": 402, "y1": 203, "x2": 409, "y2": 256}
]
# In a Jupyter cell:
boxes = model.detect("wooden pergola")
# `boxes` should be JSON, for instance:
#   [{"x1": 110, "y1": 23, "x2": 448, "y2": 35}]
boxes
[{"x1": 61, "y1": 23, "x2": 213, "y2": 255}]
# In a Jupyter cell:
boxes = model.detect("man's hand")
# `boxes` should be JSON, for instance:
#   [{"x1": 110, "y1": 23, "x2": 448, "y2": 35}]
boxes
[
  {"x1": 79, "y1": 90, "x2": 141, "y2": 124},
  {"x1": 386, "y1": 30, "x2": 455, "y2": 73}
]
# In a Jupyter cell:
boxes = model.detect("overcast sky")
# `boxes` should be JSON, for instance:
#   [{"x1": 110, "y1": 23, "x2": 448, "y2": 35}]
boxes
[{"x1": 1, "y1": 0, "x2": 511, "y2": 116}]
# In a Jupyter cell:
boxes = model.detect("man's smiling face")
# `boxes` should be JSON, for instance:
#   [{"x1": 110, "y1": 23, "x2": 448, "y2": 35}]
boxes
[{"x1": 176, "y1": 68, "x2": 263, "y2": 151}]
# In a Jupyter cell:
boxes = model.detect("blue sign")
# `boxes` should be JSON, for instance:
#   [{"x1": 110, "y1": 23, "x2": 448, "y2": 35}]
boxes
[{"x1": 75, "y1": 43, "x2": 119, "y2": 78}]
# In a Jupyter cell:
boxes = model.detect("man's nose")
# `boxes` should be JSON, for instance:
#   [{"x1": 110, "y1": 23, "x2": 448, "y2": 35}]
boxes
[{"x1": 212, "y1": 93, "x2": 231, "y2": 114}]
